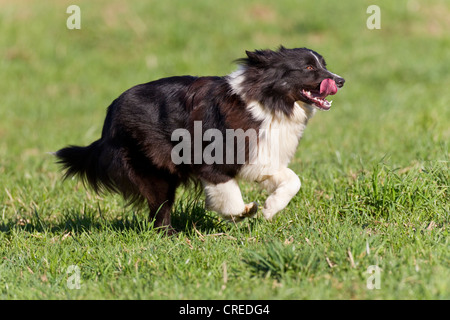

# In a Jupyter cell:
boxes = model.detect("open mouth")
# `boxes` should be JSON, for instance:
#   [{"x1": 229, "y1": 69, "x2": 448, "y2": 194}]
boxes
[{"x1": 300, "y1": 78, "x2": 337, "y2": 111}]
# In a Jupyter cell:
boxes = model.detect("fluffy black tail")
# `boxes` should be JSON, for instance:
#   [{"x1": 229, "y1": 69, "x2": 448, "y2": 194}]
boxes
[{"x1": 55, "y1": 140, "x2": 110, "y2": 193}]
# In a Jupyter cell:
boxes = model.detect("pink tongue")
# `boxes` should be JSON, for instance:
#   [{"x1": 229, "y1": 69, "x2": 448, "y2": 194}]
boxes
[{"x1": 319, "y1": 78, "x2": 337, "y2": 97}]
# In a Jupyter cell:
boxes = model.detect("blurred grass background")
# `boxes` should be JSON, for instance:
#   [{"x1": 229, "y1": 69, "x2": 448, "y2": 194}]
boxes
[
  {"x1": 1, "y1": 0, "x2": 449, "y2": 173},
  {"x1": 0, "y1": 0, "x2": 449, "y2": 299}
]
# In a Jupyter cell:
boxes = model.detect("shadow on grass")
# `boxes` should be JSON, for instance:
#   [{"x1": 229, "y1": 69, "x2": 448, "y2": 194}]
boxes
[{"x1": 0, "y1": 201, "x2": 227, "y2": 236}]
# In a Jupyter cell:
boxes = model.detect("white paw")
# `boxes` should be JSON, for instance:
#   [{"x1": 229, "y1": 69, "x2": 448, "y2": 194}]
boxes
[
  {"x1": 262, "y1": 205, "x2": 278, "y2": 220},
  {"x1": 243, "y1": 202, "x2": 259, "y2": 219},
  {"x1": 228, "y1": 202, "x2": 258, "y2": 222}
]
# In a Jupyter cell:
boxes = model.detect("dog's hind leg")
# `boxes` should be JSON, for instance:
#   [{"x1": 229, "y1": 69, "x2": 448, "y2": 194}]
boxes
[
  {"x1": 133, "y1": 174, "x2": 179, "y2": 235},
  {"x1": 259, "y1": 167, "x2": 301, "y2": 220},
  {"x1": 202, "y1": 179, "x2": 258, "y2": 222}
]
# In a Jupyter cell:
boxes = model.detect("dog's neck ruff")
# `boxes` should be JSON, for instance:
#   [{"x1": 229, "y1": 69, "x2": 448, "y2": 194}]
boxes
[
  {"x1": 226, "y1": 68, "x2": 316, "y2": 181},
  {"x1": 227, "y1": 67, "x2": 247, "y2": 97}
]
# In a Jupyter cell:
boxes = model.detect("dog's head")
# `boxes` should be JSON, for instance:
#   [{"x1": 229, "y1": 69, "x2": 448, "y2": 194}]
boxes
[{"x1": 236, "y1": 46, "x2": 345, "y2": 113}]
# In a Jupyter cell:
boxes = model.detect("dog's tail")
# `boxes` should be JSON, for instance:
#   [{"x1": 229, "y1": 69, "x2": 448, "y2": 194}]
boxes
[{"x1": 55, "y1": 140, "x2": 113, "y2": 193}]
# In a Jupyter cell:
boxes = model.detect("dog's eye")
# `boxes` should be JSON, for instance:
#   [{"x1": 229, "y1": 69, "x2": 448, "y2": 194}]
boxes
[{"x1": 306, "y1": 65, "x2": 315, "y2": 70}]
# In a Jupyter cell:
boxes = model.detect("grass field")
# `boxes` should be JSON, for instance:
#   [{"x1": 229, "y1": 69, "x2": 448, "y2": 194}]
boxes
[{"x1": 0, "y1": 0, "x2": 449, "y2": 300}]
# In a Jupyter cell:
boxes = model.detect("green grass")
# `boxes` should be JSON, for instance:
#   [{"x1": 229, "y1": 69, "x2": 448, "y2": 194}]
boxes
[{"x1": 0, "y1": 0, "x2": 449, "y2": 299}]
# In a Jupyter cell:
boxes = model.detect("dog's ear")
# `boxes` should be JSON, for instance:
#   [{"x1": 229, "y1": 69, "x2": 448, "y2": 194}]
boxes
[
  {"x1": 235, "y1": 49, "x2": 276, "y2": 67},
  {"x1": 245, "y1": 50, "x2": 260, "y2": 61},
  {"x1": 242, "y1": 49, "x2": 272, "y2": 67}
]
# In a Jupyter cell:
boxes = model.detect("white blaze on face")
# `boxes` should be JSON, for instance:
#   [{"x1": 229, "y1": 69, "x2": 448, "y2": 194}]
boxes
[
  {"x1": 310, "y1": 51, "x2": 324, "y2": 69},
  {"x1": 310, "y1": 51, "x2": 343, "y2": 80}
]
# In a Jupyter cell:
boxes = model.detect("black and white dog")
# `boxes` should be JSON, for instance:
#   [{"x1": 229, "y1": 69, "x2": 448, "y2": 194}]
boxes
[{"x1": 56, "y1": 46, "x2": 345, "y2": 234}]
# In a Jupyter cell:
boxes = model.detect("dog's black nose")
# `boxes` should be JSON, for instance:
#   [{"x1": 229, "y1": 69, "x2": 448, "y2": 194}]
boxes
[{"x1": 335, "y1": 77, "x2": 345, "y2": 88}]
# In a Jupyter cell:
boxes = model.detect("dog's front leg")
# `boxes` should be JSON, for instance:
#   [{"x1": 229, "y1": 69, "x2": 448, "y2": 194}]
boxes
[
  {"x1": 259, "y1": 167, "x2": 301, "y2": 220},
  {"x1": 202, "y1": 179, "x2": 258, "y2": 222}
]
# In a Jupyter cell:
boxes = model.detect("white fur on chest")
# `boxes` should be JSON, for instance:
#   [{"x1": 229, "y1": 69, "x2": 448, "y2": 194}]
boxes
[{"x1": 238, "y1": 100, "x2": 315, "y2": 182}]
